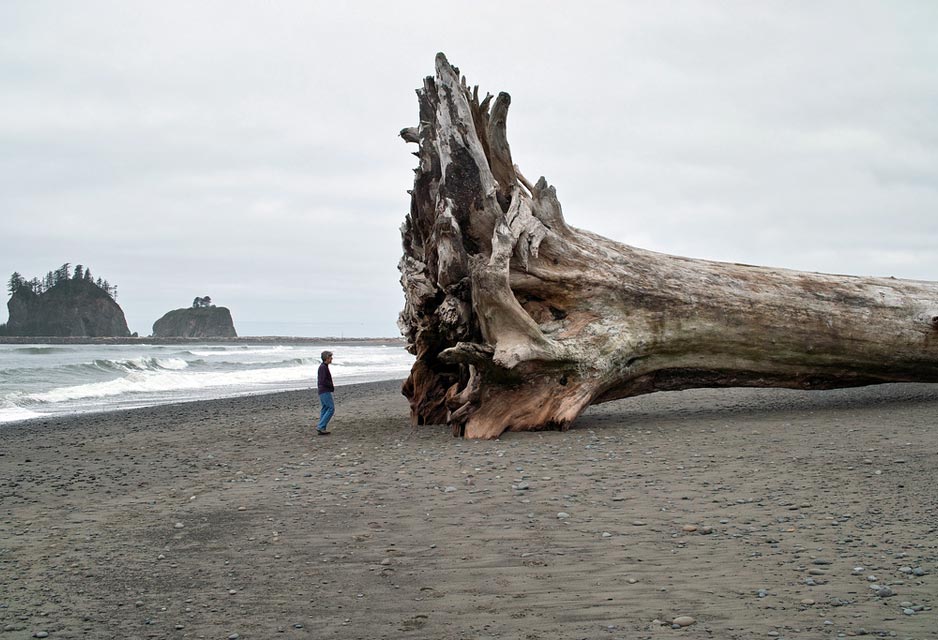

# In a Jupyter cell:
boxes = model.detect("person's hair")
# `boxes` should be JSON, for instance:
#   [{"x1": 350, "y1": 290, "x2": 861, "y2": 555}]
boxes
[{"x1": 321, "y1": 350, "x2": 333, "y2": 362}]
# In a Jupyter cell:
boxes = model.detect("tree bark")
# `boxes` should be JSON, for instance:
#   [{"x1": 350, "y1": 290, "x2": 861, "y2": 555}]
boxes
[{"x1": 398, "y1": 53, "x2": 938, "y2": 439}]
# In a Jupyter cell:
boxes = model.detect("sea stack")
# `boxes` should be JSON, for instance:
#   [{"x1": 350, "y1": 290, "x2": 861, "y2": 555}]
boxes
[
  {"x1": 152, "y1": 297, "x2": 237, "y2": 338},
  {"x1": 4, "y1": 268, "x2": 131, "y2": 337}
]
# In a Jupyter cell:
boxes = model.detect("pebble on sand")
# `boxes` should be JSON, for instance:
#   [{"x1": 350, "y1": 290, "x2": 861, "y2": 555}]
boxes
[
  {"x1": 870, "y1": 585, "x2": 896, "y2": 597},
  {"x1": 672, "y1": 616, "x2": 696, "y2": 627}
]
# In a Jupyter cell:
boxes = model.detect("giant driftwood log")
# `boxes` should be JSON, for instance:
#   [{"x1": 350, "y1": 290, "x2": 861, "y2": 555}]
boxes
[{"x1": 398, "y1": 53, "x2": 938, "y2": 439}]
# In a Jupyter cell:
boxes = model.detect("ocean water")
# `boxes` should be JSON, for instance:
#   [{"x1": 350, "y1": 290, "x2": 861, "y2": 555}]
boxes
[{"x1": 0, "y1": 341, "x2": 414, "y2": 424}]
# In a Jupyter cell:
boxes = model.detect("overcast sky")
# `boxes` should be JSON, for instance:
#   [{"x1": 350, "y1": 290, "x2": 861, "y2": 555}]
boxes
[{"x1": 2, "y1": 2, "x2": 936, "y2": 337}]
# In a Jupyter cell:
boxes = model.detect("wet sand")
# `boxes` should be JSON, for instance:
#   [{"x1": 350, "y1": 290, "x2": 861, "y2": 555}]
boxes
[{"x1": 1, "y1": 381, "x2": 936, "y2": 639}]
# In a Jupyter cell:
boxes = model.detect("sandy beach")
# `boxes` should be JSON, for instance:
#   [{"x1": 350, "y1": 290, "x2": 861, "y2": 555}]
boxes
[{"x1": 1, "y1": 380, "x2": 936, "y2": 639}]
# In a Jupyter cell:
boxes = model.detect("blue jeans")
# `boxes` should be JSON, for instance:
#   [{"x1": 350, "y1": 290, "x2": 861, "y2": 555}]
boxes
[{"x1": 318, "y1": 392, "x2": 335, "y2": 431}]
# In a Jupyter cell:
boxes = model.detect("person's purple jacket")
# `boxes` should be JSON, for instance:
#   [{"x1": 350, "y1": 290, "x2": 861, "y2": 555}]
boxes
[{"x1": 317, "y1": 362, "x2": 334, "y2": 394}]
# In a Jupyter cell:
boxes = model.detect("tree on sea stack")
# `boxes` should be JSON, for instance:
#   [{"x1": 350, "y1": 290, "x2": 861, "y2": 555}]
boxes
[{"x1": 398, "y1": 53, "x2": 938, "y2": 440}]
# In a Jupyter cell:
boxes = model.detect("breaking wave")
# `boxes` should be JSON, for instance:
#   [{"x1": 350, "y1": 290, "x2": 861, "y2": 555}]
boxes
[{"x1": 0, "y1": 341, "x2": 414, "y2": 424}]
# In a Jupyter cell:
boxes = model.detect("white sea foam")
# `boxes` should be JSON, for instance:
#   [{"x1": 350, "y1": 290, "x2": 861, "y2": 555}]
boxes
[
  {"x1": 91, "y1": 357, "x2": 190, "y2": 372},
  {"x1": 0, "y1": 399, "x2": 41, "y2": 424},
  {"x1": 153, "y1": 358, "x2": 189, "y2": 370},
  {"x1": 188, "y1": 346, "x2": 294, "y2": 357},
  {"x1": 335, "y1": 363, "x2": 413, "y2": 380},
  {"x1": 30, "y1": 365, "x2": 312, "y2": 403},
  {"x1": 28, "y1": 359, "x2": 412, "y2": 404}
]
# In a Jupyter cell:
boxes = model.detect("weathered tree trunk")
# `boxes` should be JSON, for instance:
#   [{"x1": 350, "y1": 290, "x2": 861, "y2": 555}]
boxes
[{"x1": 398, "y1": 53, "x2": 938, "y2": 439}]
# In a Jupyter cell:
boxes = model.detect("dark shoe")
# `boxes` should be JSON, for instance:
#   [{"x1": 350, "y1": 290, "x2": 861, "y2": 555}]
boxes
[{"x1": 317, "y1": 430, "x2": 331, "y2": 436}]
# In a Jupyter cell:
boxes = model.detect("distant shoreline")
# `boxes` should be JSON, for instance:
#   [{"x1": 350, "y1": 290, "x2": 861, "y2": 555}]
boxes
[{"x1": 0, "y1": 335, "x2": 405, "y2": 346}]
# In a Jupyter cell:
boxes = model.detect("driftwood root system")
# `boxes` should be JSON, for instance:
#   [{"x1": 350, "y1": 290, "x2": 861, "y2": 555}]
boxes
[{"x1": 399, "y1": 53, "x2": 938, "y2": 439}]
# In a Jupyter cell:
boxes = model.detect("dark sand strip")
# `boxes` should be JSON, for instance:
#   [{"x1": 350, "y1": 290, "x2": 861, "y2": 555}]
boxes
[{"x1": 1, "y1": 381, "x2": 936, "y2": 639}]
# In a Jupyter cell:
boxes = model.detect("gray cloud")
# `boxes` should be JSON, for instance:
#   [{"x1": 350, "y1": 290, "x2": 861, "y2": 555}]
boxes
[{"x1": 2, "y1": 2, "x2": 937, "y2": 336}]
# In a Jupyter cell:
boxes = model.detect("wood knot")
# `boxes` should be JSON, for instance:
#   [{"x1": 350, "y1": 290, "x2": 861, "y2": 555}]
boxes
[{"x1": 932, "y1": 316, "x2": 938, "y2": 329}]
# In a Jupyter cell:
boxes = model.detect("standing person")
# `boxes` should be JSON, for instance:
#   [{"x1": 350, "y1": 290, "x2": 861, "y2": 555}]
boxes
[{"x1": 316, "y1": 351, "x2": 335, "y2": 435}]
